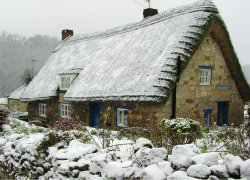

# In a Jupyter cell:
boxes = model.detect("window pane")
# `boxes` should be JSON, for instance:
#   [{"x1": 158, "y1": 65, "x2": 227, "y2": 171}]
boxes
[
  {"x1": 204, "y1": 111, "x2": 211, "y2": 126},
  {"x1": 200, "y1": 69, "x2": 211, "y2": 85}
]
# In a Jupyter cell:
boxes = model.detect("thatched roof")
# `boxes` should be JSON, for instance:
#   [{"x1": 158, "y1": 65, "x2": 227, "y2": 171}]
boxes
[
  {"x1": 9, "y1": 84, "x2": 27, "y2": 100},
  {"x1": 21, "y1": 0, "x2": 250, "y2": 102}
]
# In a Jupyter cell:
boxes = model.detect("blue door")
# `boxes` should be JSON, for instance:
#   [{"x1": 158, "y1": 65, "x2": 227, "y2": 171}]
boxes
[
  {"x1": 90, "y1": 103, "x2": 100, "y2": 127},
  {"x1": 217, "y1": 102, "x2": 229, "y2": 126}
]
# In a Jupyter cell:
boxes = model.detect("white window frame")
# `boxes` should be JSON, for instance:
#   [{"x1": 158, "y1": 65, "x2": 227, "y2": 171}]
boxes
[
  {"x1": 13, "y1": 104, "x2": 17, "y2": 112},
  {"x1": 60, "y1": 75, "x2": 71, "y2": 90},
  {"x1": 117, "y1": 108, "x2": 128, "y2": 127},
  {"x1": 60, "y1": 103, "x2": 71, "y2": 118},
  {"x1": 200, "y1": 69, "x2": 211, "y2": 85},
  {"x1": 39, "y1": 103, "x2": 47, "y2": 117}
]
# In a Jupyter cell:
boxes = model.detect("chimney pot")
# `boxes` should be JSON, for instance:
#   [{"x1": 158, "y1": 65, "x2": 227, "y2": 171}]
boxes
[
  {"x1": 143, "y1": 8, "x2": 158, "y2": 19},
  {"x1": 26, "y1": 75, "x2": 32, "y2": 85},
  {"x1": 62, "y1": 29, "x2": 74, "y2": 41}
]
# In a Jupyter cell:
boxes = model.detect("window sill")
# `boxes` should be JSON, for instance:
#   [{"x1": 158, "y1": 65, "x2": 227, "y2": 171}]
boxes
[
  {"x1": 117, "y1": 125, "x2": 128, "y2": 128},
  {"x1": 199, "y1": 84, "x2": 210, "y2": 86}
]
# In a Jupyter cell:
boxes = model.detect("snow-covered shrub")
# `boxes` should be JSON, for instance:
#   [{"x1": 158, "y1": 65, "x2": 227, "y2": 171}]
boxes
[
  {"x1": 37, "y1": 130, "x2": 91, "y2": 153},
  {"x1": 6, "y1": 118, "x2": 47, "y2": 135},
  {"x1": 53, "y1": 117, "x2": 84, "y2": 131},
  {"x1": 199, "y1": 122, "x2": 249, "y2": 160},
  {"x1": 160, "y1": 118, "x2": 202, "y2": 151},
  {"x1": 244, "y1": 104, "x2": 249, "y2": 121},
  {"x1": 0, "y1": 105, "x2": 9, "y2": 132}
]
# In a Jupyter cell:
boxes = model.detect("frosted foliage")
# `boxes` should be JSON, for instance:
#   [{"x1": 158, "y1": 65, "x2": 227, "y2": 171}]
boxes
[{"x1": 21, "y1": 0, "x2": 219, "y2": 102}]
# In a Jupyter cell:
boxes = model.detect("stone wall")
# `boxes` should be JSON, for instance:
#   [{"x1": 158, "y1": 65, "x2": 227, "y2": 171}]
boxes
[
  {"x1": 8, "y1": 99, "x2": 28, "y2": 112},
  {"x1": 175, "y1": 31, "x2": 244, "y2": 126},
  {"x1": 28, "y1": 97, "x2": 59, "y2": 125},
  {"x1": 92, "y1": 100, "x2": 172, "y2": 131}
]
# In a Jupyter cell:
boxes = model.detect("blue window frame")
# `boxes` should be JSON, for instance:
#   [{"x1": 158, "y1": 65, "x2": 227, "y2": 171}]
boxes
[
  {"x1": 203, "y1": 109, "x2": 213, "y2": 126},
  {"x1": 60, "y1": 103, "x2": 71, "y2": 118},
  {"x1": 116, "y1": 106, "x2": 133, "y2": 128},
  {"x1": 198, "y1": 65, "x2": 214, "y2": 69}
]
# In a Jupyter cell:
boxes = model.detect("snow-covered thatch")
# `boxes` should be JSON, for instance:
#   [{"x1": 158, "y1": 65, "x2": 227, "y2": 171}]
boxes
[
  {"x1": 0, "y1": 98, "x2": 7, "y2": 105},
  {"x1": 8, "y1": 84, "x2": 26, "y2": 100},
  {"x1": 21, "y1": 0, "x2": 236, "y2": 102}
]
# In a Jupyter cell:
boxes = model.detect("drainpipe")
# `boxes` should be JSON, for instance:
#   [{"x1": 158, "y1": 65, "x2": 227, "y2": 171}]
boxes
[{"x1": 170, "y1": 56, "x2": 181, "y2": 119}]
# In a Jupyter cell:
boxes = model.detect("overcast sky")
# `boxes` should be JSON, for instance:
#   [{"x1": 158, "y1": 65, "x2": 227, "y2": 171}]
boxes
[{"x1": 0, "y1": 0, "x2": 249, "y2": 65}]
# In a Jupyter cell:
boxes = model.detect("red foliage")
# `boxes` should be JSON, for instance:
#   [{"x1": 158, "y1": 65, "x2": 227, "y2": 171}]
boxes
[{"x1": 53, "y1": 117, "x2": 84, "y2": 131}]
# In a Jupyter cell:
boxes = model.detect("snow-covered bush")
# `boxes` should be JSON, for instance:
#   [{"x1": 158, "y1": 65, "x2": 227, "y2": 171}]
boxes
[
  {"x1": 199, "y1": 122, "x2": 249, "y2": 160},
  {"x1": 53, "y1": 117, "x2": 84, "y2": 131},
  {"x1": 37, "y1": 130, "x2": 91, "y2": 153},
  {"x1": 159, "y1": 118, "x2": 202, "y2": 151},
  {"x1": 244, "y1": 104, "x2": 249, "y2": 121},
  {"x1": 0, "y1": 105, "x2": 9, "y2": 132},
  {"x1": 6, "y1": 118, "x2": 47, "y2": 135}
]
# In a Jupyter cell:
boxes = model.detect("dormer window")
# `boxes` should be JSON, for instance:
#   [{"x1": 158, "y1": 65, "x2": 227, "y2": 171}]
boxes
[
  {"x1": 60, "y1": 75, "x2": 71, "y2": 90},
  {"x1": 58, "y1": 68, "x2": 82, "y2": 91}
]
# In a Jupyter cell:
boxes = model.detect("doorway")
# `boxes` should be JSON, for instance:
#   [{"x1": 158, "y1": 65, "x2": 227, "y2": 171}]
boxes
[
  {"x1": 90, "y1": 103, "x2": 100, "y2": 127},
  {"x1": 217, "y1": 102, "x2": 229, "y2": 126}
]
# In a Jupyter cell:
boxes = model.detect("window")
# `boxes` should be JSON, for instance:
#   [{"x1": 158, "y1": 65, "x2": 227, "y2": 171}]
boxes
[
  {"x1": 117, "y1": 108, "x2": 128, "y2": 127},
  {"x1": 39, "y1": 103, "x2": 47, "y2": 117},
  {"x1": 13, "y1": 104, "x2": 17, "y2": 111},
  {"x1": 60, "y1": 76, "x2": 71, "y2": 90},
  {"x1": 203, "y1": 109, "x2": 212, "y2": 126},
  {"x1": 200, "y1": 69, "x2": 211, "y2": 85},
  {"x1": 60, "y1": 103, "x2": 71, "y2": 118}
]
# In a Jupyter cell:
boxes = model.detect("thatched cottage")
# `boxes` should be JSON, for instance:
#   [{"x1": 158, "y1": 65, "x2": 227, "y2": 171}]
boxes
[
  {"x1": 21, "y1": 0, "x2": 250, "y2": 128},
  {"x1": 8, "y1": 85, "x2": 28, "y2": 112}
]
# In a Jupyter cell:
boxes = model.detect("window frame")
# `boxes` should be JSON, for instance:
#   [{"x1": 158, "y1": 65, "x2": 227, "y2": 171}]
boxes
[
  {"x1": 13, "y1": 104, "x2": 17, "y2": 112},
  {"x1": 60, "y1": 75, "x2": 71, "y2": 90},
  {"x1": 38, "y1": 103, "x2": 47, "y2": 117},
  {"x1": 203, "y1": 109, "x2": 213, "y2": 126},
  {"x1": 60, "y1": 103, "x2": 71, "y2": 118},
  {"x1": 116, "y1": 106, "x2": 133, "y2": 128},
  {"x1": 198, "y1": 66, "x2": 214, "y2": 86}
]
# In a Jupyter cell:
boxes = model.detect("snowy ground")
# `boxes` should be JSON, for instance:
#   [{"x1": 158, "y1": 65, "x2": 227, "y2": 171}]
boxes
[{"x1": 0, "y1": 116, "x2": 249, "y2": 179}]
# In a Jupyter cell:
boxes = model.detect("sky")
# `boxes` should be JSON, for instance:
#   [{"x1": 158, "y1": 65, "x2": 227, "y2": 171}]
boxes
[{"x1": 0, "y1": 0, "x2": 249, "y2": 65}]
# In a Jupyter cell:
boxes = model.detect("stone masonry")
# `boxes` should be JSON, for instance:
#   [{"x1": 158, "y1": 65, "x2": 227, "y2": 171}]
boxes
[
  {"x1": 8, "y1": 99, "x2": 28, "y2": 112},
  {"x1": 175, "y1": 31, "x2": 244, "y2": 126}
]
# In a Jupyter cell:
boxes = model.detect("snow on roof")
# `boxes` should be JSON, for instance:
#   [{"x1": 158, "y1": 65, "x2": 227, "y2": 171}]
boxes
[
  {"x1": 9, "y1": 84, "x2": 27, "y2": 100},
  {"x1": 21, "y1": 0, "x2": 219, "y2": 102},
  {"x1": 0, "y1": 98, "x2": 7, "y2": 105}
]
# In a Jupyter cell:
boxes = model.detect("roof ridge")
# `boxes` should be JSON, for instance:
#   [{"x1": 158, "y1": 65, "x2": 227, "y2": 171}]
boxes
[{"x1": 53, "y1": 0, "x2": 218, "y2": 52}]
